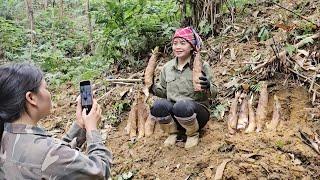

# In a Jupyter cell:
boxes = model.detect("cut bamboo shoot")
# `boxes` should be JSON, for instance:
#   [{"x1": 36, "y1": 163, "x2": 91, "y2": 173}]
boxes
[
  {"x1": 237, "y1": 92, "x2": 249, "y2": 130},
  {"x1": 228, "y1": 91, "x2": 241, "y2": 134},
  {"x1": 128, "y1": 104, "x2": 137, "y2": 141},
  {"x1": 143, "y1": 47, "x2": 160, "y2": 97},
  {"x1": 266, "y1": 95, "x2": 281, "y2": 131},
  {"x1": 245, "y1": 95, "x2": 256, "y2": 133},
  {"x1": 193, "y1": 52, "x2": 203, "y2": 92},
  {"x1": 256, "y1": 81, "x2": 268, "y2": 132}
]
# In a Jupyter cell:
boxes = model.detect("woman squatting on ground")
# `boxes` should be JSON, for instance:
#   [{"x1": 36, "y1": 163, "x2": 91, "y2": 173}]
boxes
[{"x1": 150, "y1": 27, "x2": 218, "y2": 148}]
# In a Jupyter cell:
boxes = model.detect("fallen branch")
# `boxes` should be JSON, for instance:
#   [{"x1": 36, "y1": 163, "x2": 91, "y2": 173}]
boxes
[
  {"x1": 110, "y1": 82, "x2": 136, "y2": 85},
  {"x1": 252, "y1": 33, "x2": 320, "y2": 71},
  {"x1": 105, "y1": 78, "x2": 143, "y2": 83}
]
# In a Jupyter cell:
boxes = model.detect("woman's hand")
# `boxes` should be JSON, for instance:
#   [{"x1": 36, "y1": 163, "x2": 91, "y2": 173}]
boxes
[
  {"x1": 82, "y1": 99, "x2": 102, "y2": 131},
  {"x1": 76, "y1": 96, "x2": 85, "y2": 129},
  {"x1": 199, "y1": 71, "x2": 210, "y2": 90}
]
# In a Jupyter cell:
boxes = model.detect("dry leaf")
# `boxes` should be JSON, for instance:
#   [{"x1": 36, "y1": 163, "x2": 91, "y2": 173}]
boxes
[{"x1": 214, "y1": 159, "x2": 231, "y2": 180}]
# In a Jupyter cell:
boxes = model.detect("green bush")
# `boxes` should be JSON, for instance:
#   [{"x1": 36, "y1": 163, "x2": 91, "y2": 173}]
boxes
[
  {"x1": 0, "y1": 0, "x2": 182, "y2": 86},
  {"x1": 0, "y1": 17, "x2": 27, "y2": 61},
  {"x1": 93, "y1": 0, "x2": 181, "y2": 70}
]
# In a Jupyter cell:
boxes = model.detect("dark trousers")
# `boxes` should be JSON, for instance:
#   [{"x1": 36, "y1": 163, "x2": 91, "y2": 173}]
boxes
[{"x1": 150, "y1": 99, "x2": 210, "y2": 131}]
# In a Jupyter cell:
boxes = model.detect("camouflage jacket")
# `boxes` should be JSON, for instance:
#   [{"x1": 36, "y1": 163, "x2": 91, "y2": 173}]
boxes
[
  {"x1": 0, "y1": 122, "x2": 112, "y2": 180},
  {"x1": 153, "y1": 58, "x2": 218, "y2": 107}
]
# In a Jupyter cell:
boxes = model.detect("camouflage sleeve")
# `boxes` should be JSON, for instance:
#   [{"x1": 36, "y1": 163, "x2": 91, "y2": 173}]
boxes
[
  {"x1": 152, "y1": 68, "x2": 167, "y2": 98},
  {"x1": 62, "y1": 122, "x2": 86, "y2": 148},
  {"x1": 203, "y1": 62, "x2": 218, "y2": 98},
  {"x1": 41, "y1": 130, "x2": 112, "y2": 179}
]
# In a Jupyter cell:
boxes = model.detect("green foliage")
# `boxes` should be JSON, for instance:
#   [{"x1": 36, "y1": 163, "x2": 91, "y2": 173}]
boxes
[
  {"x1": 223, "y1": 0, "x2": 257, "y2": 15},
  {"x1": 104, "y1": 100, "x2": 130, "y2": 126},
  {"x1": 275, "y1": 140, "x2": 285, "y2": 149},
  {"x1": 0, "y1": 0, "x2": 181, "y2": 87},
  {"x1": 284, "y1": 43, "x2": 296, "y2": 57},
  {"x1": 258, "y1": 26, "x2": 270, "y2": 41},
  {"x1": 250, "y1": 82, "x2": 261, "y2": 92},
  {"x1": 0, "y1": 0, "x2": 25, "y2": 20},
  {"x1": 0, "y1": 17, "x2": 27, "y2": 60},
  {"x1": 93, "y1": 0, "x2": 181, "y2": 70},
  {"x1": 297, "y1": 22, "x2": 317, "y2": 34},
  {"x1": 198, "y1": 19, "x2": 212, "y2": 36},
  {"x1": 212, "y1": 104, "x2": 226, "y2": 120}
]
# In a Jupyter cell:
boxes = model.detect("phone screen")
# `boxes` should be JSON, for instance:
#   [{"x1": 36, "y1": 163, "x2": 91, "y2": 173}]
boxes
[{"x1": 80, "y1": 81, "x2": 93, "y2": 114}]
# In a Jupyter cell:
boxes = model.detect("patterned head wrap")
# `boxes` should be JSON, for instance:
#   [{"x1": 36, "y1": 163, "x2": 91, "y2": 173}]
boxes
[{"x1": 172, "y1": 27, "x2": 202, "y2": 50}]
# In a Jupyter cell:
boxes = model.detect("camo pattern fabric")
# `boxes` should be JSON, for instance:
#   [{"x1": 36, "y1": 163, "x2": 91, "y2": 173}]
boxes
[{"x1": 0, "y1": 122, "x2": 112, "y2": 180}]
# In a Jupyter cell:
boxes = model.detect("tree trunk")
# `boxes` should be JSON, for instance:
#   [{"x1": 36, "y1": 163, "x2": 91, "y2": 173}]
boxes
[
  {"x1": 44, "y1": 0, "x2": 48, "y2": 10},
  {"x1": 25, "y1": 0, "x2": 35, "y2": 59},
  {"x1": 182, "y1": 0, "x2": 186, "y2": 20},
  {"x1": 59, "y1": 0, "x2": 64, "y2": 19},
  {"x1": 51, "y1": 0, "x2": 56, "y2": 49},
  {"x1": 86, "y1": 0, "x2": 94, "y2": 54},
  {"x1": 185, "y1": 0, "x2": 226, "y2": 35}
]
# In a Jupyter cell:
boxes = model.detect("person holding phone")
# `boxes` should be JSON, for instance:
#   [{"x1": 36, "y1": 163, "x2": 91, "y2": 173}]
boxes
[
  {"x1": 150, "y1": 27, "x2": 218, "y2": 148},
  {"x1": 0, "y1": 63, "x2": 112, "y2": 179}
]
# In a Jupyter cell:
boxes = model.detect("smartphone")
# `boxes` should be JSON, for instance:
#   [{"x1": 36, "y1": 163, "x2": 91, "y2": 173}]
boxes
[{"x1": 80, "y1": 80, "x2": 93, "y2": 115}]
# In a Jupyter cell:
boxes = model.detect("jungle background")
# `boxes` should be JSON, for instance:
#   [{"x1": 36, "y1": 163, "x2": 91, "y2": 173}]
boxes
[{"x1": 0, "y1": 0, "x2": 319, "y2": 179}]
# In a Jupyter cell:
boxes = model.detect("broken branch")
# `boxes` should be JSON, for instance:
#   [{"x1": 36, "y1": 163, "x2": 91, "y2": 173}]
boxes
[{"x1": 105, "y1": 78, "x2": 143, "y2": 83}]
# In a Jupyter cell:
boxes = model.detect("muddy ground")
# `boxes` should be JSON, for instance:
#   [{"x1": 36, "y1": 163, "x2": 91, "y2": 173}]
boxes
[{"x1": 41, "y1": 0, "x2": 320, "y2": 179}]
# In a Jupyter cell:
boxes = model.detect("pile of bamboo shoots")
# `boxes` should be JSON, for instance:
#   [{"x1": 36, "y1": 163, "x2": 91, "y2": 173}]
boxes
[
  {"x1": 227, "y1": 81, "x2": 282, "y2": 135},
  {"x1": 125, "y1": 89, "x2": 156, "y2": 142},
  {"x1": 126, "y1": 47, "x2": 160, "y2": 142}
]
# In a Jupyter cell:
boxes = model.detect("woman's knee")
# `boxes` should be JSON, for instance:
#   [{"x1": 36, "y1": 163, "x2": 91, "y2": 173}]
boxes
[
  {"x1": 172, "y1": 100, "x2": 195, "y2": 118},
  {"x1": 150, "y1": 99, "x2": 173, "y2": 117}
]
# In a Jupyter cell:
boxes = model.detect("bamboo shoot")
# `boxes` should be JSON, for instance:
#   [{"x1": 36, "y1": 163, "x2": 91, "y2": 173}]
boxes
[
  {"x1": 143, "y1": 47, "x2": 160, "y2": 97},
  {"x1": 245, "y1": 95, "x2": 256, "y2": 133},
  {"x1": 193, "y1": 52, "x2": 203, "y2": 92},
  {"x1": 237, "y1": 92, "x2": 249, "y2": 130},
  {"x1": 266, "y1": 95, "x2": 281, "y2": 130},
  {"x1": 228, "y1": 91, "x2": 240, "y2": 134},
  {"x1": 256, "y1": 81, "x2": 268, "y2": 132}
]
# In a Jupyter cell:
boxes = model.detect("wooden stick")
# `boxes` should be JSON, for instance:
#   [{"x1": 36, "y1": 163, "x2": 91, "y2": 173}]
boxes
[
  {"x1": 111, "y1": 82, "x2": 135, "y2": 85},
  {"x1": 253, "y1": 33, "x2": 320, "y2": 71},
  {"x1": 309, "y1": 70, "x2": 318, "y2": 93},
  {"x1": 105, "y1": 78, "x2": 143, "y2": 83}
]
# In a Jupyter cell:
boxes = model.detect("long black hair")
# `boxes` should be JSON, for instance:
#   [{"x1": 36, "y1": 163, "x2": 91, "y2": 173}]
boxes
[{"x1": 0, "y1": 63, "x2": 43, "y2": 146}]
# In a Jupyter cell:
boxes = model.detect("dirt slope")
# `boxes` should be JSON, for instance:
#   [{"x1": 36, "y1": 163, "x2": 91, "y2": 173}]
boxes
[{"x1": 41, "y1": 0, "x2": 320, "y2": 179}]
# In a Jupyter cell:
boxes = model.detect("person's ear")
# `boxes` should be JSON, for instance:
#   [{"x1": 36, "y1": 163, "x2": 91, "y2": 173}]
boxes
[{"x1": 25, "y1": 91, "x2": 37, "y2": 106}]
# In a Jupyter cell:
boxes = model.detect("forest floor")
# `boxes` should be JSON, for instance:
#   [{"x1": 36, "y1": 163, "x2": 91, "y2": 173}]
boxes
[{"x1": 41, "y1": 0, "x2": 320, "y2": 179}]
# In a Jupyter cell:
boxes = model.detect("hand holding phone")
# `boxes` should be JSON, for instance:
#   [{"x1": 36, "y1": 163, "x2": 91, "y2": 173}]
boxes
[{"x1": 80, "y1": 81, "x2": 93, "y2": 115}]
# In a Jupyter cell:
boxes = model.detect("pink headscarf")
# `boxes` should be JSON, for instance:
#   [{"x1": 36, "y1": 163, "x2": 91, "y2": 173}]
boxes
[{"x1": 172, "y1": 27, "x2": 202, "y2": 50}]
